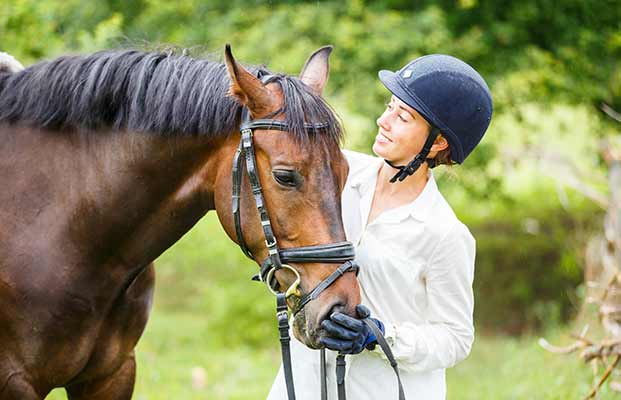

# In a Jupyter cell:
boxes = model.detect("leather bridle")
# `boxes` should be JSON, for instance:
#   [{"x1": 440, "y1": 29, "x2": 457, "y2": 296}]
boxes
[
  {"x1": 231, "y1": 74, "x2": 405, "y2": 400},
  {"x1": 231, "y1": 90, "x2": 359, "y2": 315}
]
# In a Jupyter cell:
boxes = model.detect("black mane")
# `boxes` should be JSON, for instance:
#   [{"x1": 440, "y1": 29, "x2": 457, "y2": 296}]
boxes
[{"x1": 0, "y1": 50, "x2": 343, "y2": 145}]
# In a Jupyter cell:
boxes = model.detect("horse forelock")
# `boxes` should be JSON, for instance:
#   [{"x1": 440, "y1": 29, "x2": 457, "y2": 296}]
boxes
[
  {"x1": 0, "y1": 49, "x2": 344, "y2": 154},
  {"x1": 276, "y1": 74, "x2": 344, "y2": 152}
]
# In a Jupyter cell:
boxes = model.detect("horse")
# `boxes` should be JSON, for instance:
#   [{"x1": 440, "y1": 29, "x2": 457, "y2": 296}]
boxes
[{"x1": 0, "y1": 45, "x2": 361, "y2": 399}]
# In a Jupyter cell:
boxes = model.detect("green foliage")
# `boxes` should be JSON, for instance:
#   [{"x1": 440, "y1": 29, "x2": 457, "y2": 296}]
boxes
[
  {"x1": 0, "y1": 1, "x2": 125, "y2": 61},
  {"x1": 3, "y1": 0, "x2": 618, "y2": 178},
  {"x1": 468, "y1": 201, "x2": 599, "y2": 334}
]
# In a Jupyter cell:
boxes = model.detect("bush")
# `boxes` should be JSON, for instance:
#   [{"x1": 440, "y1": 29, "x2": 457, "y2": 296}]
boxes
[{"x1": 467, "y1": 201, "x2": 600, "y2": 334}]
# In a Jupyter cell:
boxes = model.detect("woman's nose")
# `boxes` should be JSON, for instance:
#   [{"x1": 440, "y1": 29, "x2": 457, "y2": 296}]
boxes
[{"x1": 376, "y1": 112, "x2": 390, "y2": 131}]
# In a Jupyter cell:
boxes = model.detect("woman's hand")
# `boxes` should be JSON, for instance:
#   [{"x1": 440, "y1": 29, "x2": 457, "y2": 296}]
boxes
[{"x1": 320, "y1": 305, "x2": 385, "y2": 354}]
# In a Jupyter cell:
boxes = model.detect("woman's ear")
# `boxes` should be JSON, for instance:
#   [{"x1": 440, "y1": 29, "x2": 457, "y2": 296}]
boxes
[{"x1": 431, "y1": 133, "x2": 449, "y2": 153}]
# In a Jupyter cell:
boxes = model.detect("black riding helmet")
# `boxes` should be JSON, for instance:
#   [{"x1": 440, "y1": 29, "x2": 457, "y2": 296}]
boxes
[{"x1": 378, "y1": 54, "x2": 493, "y2": 182}]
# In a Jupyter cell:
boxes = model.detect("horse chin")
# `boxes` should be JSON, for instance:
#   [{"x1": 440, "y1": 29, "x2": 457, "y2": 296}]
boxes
[{"x1": 292, "y1": 312, "x2": 322, "y2": 349}]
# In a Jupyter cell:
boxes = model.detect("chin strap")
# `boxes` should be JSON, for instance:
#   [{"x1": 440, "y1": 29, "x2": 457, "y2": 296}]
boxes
[{"x1": 385, "y1": 127, "x2": 440, "y2": 183}]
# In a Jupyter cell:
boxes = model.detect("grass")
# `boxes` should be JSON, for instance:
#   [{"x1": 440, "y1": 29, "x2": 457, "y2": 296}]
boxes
[
  {"x1": 448, "y1": 332, "x2": 619, "y2": 400},
  {"x1": 45, "y1": 213, "x2": 620, "y2": 399}
]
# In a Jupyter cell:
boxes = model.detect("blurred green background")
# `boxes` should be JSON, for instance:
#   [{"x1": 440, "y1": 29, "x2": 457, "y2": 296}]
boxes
[{"x1": 2, "y1": 0, "x2": 620, "y2": 398}]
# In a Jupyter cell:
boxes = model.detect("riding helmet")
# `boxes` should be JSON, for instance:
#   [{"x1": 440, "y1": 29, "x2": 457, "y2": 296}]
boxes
[{"x1": 378, "y1": 54, "x2": 493, "y2": 165}]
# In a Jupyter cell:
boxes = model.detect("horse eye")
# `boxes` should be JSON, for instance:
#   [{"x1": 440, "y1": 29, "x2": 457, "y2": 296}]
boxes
[{"x1": 272, "y1": 169, "x2": 303, "y2": 188}]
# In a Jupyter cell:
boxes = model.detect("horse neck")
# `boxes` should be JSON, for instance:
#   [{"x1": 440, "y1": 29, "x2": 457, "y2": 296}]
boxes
[
  {"x1": 88, "y1": 131, "x2": 223, "y2": 266},
  {"x1": 4, "y1": 124, "x2": 230, "y2": 269}
]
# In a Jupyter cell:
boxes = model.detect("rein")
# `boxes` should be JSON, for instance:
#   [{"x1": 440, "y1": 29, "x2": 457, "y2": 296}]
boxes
[{"x1": 231, "y1": 74, "x2": 405, "y2": 400}]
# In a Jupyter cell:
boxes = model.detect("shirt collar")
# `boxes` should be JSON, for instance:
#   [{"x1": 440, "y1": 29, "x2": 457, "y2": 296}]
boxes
[
  {"x1": 349, "y1": 157, "x2": 383, "y2": 192},
  {"x1": 349, "y1": 158, "x2": 437, "y2": 223}
]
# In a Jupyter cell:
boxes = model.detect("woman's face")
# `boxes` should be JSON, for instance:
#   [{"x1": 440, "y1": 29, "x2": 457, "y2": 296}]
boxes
[{"x1": 372, "y1": 95, "x2": 432, "y2": 165}]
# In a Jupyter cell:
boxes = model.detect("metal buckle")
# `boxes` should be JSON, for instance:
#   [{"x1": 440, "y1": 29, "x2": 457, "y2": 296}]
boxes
[
  {"x1": 265, "y1": 237, "x2": 277, "y2": 248},
  {"x1": 265, "y1": 264, "x2": 302, "y2": 299}
]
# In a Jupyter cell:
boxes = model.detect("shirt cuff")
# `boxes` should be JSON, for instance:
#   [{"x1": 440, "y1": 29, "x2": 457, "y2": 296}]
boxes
[{"x1": 372, "y1": 322, "x2": 396, "y2": 355}]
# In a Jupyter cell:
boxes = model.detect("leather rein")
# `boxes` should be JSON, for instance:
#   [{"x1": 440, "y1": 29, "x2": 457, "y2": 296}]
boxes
[{"x1": 231, "y1": 74, "x2": 405, "y2": 400}]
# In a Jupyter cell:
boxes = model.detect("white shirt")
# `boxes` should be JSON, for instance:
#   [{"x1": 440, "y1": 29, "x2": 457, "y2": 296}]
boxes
[{"x1": 267, "y1": 150, "x2": 476, "y2": 400}]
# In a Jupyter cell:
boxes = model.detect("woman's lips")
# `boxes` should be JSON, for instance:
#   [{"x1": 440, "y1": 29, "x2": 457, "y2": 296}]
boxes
[{"x1": 375, "y1": 131, "x2": 393, "y2": 144}]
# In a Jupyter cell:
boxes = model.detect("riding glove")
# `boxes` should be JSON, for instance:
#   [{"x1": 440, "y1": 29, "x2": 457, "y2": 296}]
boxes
[{"x1": 320, "y1": 304, "x2": 385, "y2": 354}]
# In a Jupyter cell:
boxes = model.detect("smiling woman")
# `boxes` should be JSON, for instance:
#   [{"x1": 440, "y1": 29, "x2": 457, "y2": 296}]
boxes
[{"x1": 268, "y1": 54, "x2": 493, "y2": 400}]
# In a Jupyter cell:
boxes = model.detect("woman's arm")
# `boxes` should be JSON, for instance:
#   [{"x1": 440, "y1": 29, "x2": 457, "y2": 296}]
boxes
[{"x1": 376, "y1": 222, "x2": 476, "y2": 372}]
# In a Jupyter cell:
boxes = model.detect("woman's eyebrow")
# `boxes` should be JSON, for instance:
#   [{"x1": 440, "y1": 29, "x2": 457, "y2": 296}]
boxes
[
  {"x1": 390, "y1": 96, "x2": 414, "y2": 118},
  {"x1": 397, "y1": 104, "x2": 415, "y2": 119}
]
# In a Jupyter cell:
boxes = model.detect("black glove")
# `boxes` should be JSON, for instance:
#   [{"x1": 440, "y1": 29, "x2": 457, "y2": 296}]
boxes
[{"x1": 319, "y1": 304, "x2": 385, "y2": 354}]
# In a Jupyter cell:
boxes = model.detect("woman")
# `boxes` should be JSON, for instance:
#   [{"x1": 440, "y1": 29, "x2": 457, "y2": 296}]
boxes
[{"x1": 268, "y1": 54, "x2": 493, "y2": 400}]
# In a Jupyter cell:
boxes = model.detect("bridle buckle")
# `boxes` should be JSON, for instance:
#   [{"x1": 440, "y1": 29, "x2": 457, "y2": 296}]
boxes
[{"x1": 265, "y1": 237, "x2": 277, "y2": 248}]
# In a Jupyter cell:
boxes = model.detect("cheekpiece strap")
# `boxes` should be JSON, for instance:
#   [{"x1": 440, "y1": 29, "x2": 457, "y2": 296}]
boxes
[{"x1": 241, "y1": 128, "x2": 283, "y2": 270}]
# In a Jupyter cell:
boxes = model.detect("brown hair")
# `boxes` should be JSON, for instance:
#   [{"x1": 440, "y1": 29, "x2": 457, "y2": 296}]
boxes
[
  {"x1": 431, "y1": 133, "x2": 454, "y2": 167},
  {"x1": 434, "y1": 147, "x2": 454, "y2": 167}
]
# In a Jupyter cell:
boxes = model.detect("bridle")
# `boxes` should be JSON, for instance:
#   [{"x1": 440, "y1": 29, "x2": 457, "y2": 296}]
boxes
[
  {"x1": 231, "y1": 74, "x2": 404, "y2": 400},
  {"x1": 231, "y1": 77, "x2": 360, "y2": 316}
]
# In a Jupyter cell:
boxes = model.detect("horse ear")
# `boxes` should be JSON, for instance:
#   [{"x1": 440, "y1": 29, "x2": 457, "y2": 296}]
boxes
[
  {"x1": 299, "y1": 45, "x2": 332, "y2": 96},
  {"x1": 0, "y1": 52, "x2": 24, "y2": 74},
  {"x1": 224, "y1": 44, "x2": 276, "y2": 116}
]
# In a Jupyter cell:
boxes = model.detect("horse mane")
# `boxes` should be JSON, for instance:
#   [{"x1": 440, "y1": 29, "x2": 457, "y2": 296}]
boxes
[{"x1": 0, "y1": 49, "x2": 343, "y2": 145}]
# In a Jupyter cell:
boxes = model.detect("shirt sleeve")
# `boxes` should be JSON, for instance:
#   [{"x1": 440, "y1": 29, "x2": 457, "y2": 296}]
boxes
[{"x1": 373, "y1": 222, "x2": 476, "y2": 372}]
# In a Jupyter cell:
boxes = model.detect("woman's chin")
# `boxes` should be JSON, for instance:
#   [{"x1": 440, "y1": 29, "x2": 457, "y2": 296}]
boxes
[{"x1": 372, "y1": 141, "x2": 389, "y2": 158}]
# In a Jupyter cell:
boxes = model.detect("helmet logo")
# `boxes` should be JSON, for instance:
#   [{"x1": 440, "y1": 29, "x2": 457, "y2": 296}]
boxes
[{"x1": 401, "y1": 69, "x2": 413, "y2": 79}]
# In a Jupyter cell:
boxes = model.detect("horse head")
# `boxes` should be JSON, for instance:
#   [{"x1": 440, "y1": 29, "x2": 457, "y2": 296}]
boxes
[{"x1": 215, "y1": 45, "x2": 361, "y2": 348}]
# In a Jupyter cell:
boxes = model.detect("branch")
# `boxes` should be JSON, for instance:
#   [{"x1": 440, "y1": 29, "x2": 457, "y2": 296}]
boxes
[
  {"x1": 601, "y1": 103, "x2": 621, "y2": 123},
  {"x1": 538, "y1": 337, "x2": 585, "y2": 354},
  {"x1": 585, "y1": 354, "x2": 621, "y2": 399}
]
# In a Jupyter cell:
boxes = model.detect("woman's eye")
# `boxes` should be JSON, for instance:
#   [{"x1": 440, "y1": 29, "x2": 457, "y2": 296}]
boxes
[
  {"x1": 399, "y1": 115, "x2": 408, "y2": 122},
  {"x1": 385, "y1": 102, "x2": 393, "y2": 110},
  {"x1": 272, "y1": 169, "x2": 303, "y2": 188}
]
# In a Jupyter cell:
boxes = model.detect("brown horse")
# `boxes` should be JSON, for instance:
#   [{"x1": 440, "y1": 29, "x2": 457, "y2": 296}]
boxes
[{"x1": 0, "y1": 46, "x2": 360, "y2": 399}]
